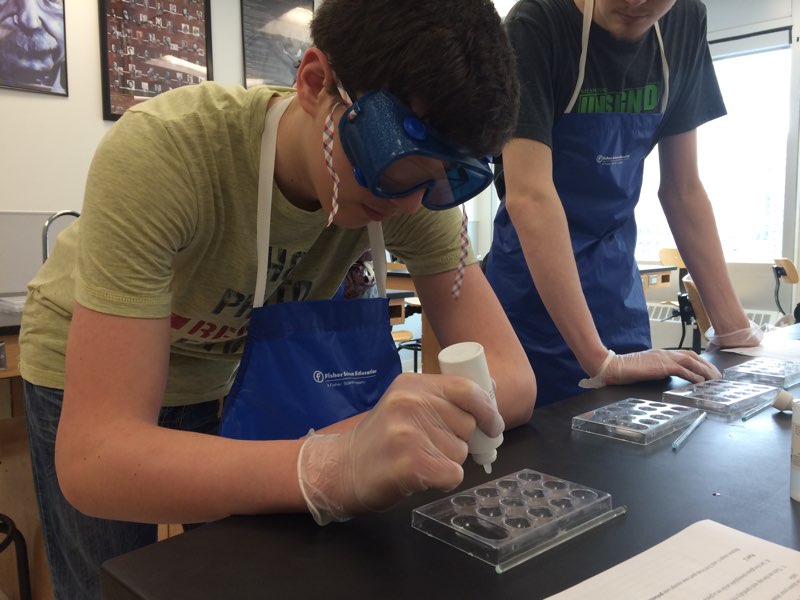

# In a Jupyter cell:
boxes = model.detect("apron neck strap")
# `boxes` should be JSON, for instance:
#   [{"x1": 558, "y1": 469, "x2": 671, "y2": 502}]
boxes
[
  {"x1": 254, "y1": 95, "x2": 293, "y2": 309},
  {"x1": 565, "y1": 0, "x2": 669, "y2": 113},
  {"x1": 368, "y1": 222, "x2": 387, "y2": 297}
]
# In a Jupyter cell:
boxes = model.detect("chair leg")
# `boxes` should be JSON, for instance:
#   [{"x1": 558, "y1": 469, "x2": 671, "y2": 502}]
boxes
[
  {"x1": 398, "y1": 340, "x2": 422, "y2": 373},
  {"x1": 0, "y1": 513, "x2": 33, "y2": 600}
]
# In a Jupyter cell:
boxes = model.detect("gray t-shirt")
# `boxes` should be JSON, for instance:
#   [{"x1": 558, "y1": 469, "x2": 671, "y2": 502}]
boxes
[{"x1": 495, "y1": 0, "x2": 725, "y2": 194}]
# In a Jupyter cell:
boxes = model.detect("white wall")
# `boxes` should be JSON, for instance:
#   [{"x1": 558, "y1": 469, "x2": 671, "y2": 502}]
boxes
[
  {"x1": 0, "y1": 0, "x2": 242, "y2": 213},
  {"x1": 704, "y1": 0, "x2": 793, "y2": 39},
  {"x1": 1, "y1": 0, "x2": 795, "y2": 213}
]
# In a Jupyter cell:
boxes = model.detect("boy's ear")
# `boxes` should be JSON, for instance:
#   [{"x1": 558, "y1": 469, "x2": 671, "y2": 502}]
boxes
[{"x1": 295, "y1": 47, "x2": 335, "y2": 114}]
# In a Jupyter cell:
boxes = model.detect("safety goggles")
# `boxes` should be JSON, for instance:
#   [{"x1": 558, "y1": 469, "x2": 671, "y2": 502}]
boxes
[{"x1": 337, "y1": 90, "x2": 493, "y2": 211}]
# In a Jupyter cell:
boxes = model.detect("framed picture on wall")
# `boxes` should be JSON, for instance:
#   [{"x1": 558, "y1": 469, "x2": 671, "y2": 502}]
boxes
[
  {"x1": 98, "y1": 0, "x2": 213, "y2": 121},
  {"x1": 0, "y1": 1, "x2": 68, "y2": 96},
  {"x1": 241, "y1": 0, "x2": 314, "y2": 88}
]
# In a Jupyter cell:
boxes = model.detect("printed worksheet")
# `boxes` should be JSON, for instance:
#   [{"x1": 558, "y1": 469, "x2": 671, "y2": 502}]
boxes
[
  {"x1": 549, "y1": 520, "x2": 800, "y2": 599},
  {"x1": 723, "y1": 332, "x2": 800, "y2": 362}
]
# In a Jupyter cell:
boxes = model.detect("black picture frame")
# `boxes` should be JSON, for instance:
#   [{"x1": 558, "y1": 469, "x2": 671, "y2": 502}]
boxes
[
  {"x1": 98, "y1": 0, "x2": 213, "y2": 121},
  {"x1": 241, "y1": 0, "x2": 314, "y2": 88},
  {"x1": 0, "y1": 1, "x2": 68, "y2": 96}
]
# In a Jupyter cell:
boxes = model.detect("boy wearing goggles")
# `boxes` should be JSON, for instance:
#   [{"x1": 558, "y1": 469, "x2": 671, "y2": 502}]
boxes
[{"x1": 19, "y1": 1, "x2": 535, "y2": 598}]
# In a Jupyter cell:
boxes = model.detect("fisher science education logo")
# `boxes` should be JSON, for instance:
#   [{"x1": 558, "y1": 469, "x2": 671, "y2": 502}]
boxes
[
  {"x1": 312, "y1": 369, "x2": 378, "y2": 388},
  {"x1": 596, "y1": 153, "x2": 631, "y2": 166}
]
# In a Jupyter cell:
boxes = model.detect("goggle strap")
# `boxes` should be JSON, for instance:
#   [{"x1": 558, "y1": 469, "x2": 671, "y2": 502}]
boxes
[
  {"x1": 335, "y1": 80, "x2": 353, "y2": 108},
  {"x1": 322, "y1": 81, "x2": 353, "y2": 229},
  {"x1": 450, "y1": 206, "x2": 469, "y2": 300},
  {"x1": 323, "y1": 102, "x2": 342, "y2": 228}
]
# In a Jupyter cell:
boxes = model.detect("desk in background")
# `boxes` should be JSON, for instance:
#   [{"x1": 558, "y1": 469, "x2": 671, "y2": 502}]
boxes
[
  {"x1": 386, "y1": 264, "x2": 442, "y2": 374},
  {"x1": 640, "y1": 263, "x2": 676, "y2": 290},
  {"x1": 100, "y1": 327, "x2": 800, "y2": 600},
  {"x1": 386, "y1": 288, "x2": 415, "y2": 326},
  {"x1": 0, "y1": 302, "x2": 23, "y2": 416}
]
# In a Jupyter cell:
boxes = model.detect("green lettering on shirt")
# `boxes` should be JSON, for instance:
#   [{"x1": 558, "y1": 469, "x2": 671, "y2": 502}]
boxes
[{"x1": 576, "y1": 83, "x2": 660, "y2": 114}]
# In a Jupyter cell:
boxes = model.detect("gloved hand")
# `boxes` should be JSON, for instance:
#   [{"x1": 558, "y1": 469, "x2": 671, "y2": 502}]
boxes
[
  {"x1": 579, "y1": 348, "x2": 721, "y2": 389},
  {"x1": 297, "y1": 373, "x2": 504, "y2": 525},
  {"x1": 705, "y1": 320, "x2": 763, "y2": 352}
]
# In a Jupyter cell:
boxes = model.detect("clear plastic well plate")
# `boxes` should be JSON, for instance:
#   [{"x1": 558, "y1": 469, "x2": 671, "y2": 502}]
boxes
[
  {"x1": 723, "y1": 357, "x2": 800, "y2": 390},
  {"x1": 412, "y1": 469, "x2": 624, "y2": 572},
  {"x1": 662, "y1": 379, "x2": 779, "y2": 415},
  {"x1": 572, "y1": 398, "x2": 701, "y2": 445}
]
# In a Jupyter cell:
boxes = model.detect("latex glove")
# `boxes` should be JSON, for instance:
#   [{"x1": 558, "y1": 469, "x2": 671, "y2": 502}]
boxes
[
  {"x1": 579, "y1": 348, "x2": 721, "y2": 389},
  {"x1": 297, "y1": 373, "x2": 504, "y2": 526},
  {"x1": 705, "y1": 320, "x2": 763, "y2": 352}
]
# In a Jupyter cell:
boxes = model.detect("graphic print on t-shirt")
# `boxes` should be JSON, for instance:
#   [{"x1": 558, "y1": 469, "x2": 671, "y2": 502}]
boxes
[
  {"x1": 169, "y1": 245, "x2": 314, "y2": 354},
  {"x1": 576, "y1": 83, "x2": 661, "y2": 113}
]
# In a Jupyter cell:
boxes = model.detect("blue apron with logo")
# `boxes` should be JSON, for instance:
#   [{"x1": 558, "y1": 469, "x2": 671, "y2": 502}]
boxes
[
  {"x1": 220, "y1": 96, "x2": 402, "y2": 440},
  {"x1": 486, "y1": 0, "x2": 669, "y2": 405}
]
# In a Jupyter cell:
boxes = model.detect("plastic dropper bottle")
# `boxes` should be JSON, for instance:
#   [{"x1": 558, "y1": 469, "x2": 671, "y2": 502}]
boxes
[{"x1": 438, "y1": 342, "x2": 503, "y2": 474}]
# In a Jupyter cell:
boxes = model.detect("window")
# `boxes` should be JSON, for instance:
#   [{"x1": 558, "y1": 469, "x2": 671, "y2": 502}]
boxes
[{"x1": 635, "y1": 32, "x2": 792, "y2": 263}]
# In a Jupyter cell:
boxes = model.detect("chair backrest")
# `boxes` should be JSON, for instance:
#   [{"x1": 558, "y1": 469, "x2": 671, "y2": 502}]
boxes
[
  {"x1": 658, "y1": 248, "x2": 685, "y2": 269},
  {"x1": 774, "y1": 258, "x2": 799, "y2": 284},
  {"x1": 682, "y1": 274, "x2": 711, "y2": 337},
  {"x1": 42, "y1": 210, "x2": 80, "y2": 262}
]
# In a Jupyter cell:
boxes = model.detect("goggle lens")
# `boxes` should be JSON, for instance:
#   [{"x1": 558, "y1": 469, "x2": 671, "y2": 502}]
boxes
[
  {"x1": 377, "y1": 157, "x2": 491, "y2": 208},
  {"x1": 339, "y1": 91, "x2": 492, "y2": 210}
]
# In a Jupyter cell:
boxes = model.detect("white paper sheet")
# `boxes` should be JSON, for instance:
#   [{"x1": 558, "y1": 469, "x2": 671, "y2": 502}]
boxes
[
  {"x1": 548, "y1": 520, "x2": 800, "y2": 599},
  {"x1": 722, "y1": 330, "x2": 800, "y2": 362}
]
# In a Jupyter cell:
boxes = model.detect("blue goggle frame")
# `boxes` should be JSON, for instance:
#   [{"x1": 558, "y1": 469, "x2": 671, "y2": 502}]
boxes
[{"x1": 338, "y1": 90, "x2": 493, "y2": 210}]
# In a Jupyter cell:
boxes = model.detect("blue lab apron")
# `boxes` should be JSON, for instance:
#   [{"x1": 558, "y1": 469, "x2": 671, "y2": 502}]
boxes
[
  {"x1": 220, "y1": 96, "x2": 402, "y2": 440},
  {"x1": 486, "y1": 0, "x2": 669, "y2": 405}
]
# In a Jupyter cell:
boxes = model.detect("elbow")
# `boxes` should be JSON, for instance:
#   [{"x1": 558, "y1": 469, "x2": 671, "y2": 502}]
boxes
[
  {"x1": 55, "y1": 435, "x2": 99, "y2": 516},
  {"x1": 501, "y1": 367, "x2": 537, "y2": 430},
  {"x1": 505, "y1": 188, "x2": 546, "y2": 223}
]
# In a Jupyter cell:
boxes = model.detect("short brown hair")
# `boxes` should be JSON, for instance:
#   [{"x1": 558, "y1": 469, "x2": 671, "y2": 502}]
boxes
[{"x1": 310, "y1": 0, "x2": 519, "y2": 157}]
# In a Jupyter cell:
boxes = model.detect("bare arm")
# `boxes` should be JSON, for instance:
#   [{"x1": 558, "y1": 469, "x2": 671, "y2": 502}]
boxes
[
  {"x1": 57, "y1": 302, "x2": 509, "y2": 525},
  {"x1": 502, "y1": 138, "x2": 610, "y2": 377},
  {"x1": 56, "y1": 303, "x2": 306, "y2": 524},
  {"x1": 500, "y1": 137, "x2": 721, "y2": 387},
  {"x1": 657, "y1": 130, "x2": 751, "y2": 336},
  {"x1": 412, "y1": 261, "x2": 537, "y2": 427}
]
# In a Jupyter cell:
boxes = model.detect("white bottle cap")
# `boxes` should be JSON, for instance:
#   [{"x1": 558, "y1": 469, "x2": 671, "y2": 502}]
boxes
[
  {"x1": 438, "y1": 342, "x2": 494, "y2": 393},
  {"x1": 438, "y1": 342, "x2": 503, "y2": 472}
]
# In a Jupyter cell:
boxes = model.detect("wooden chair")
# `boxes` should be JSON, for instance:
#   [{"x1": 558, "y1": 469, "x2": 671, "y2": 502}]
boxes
[
  {"x1": 682, "y1": 274, "x2": 711, "y2": 340},
  {"x1": 659, "y1": 248, "x2": 706, "y2": 352},
  {"x1": 391, "y1": 329, "x2": 414, "y2": 344},
  {"x1": 659, "y1": 247, "x2": 687, "y2": 293},
  {"x1": 773, "y1": 258, "x2": 799, "y2": 318}
]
